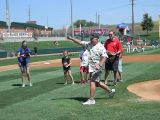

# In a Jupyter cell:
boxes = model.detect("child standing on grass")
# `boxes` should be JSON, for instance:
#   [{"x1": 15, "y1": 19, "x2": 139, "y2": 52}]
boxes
[
  {"x1": 79, "y1": 47, "x2": 89, "y2": 84},
  {"x1": 62, "y1": 50, "x2": 74, "y2": 85}
]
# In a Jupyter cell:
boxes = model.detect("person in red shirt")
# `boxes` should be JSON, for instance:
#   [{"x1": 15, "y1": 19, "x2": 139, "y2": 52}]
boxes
[{"x1": 104, "y1": 31, "x2": 123, "y2": 86}]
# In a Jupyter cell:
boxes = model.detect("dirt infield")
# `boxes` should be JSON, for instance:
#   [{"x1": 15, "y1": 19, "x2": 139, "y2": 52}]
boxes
[
  {"x1": 127, "y1": 80, "x2": 160, "y2": 101},
  {"x1": 0, "y1": 54, "x2": 160, "y2": 101}
]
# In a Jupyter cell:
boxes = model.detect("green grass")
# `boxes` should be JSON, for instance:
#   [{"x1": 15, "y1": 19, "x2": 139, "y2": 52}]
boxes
[
  {"x1": 137, "y1": 32, "x2": 159, "y2": 40},
  {"x1": 0, "y1": 31, "x2": 159, "y2": 53},
  {"x1": 122, "y1": 47, "x2": 160, "y2": 56},
  {"x1": 1, "y1": 47, "x2": 160, "y2": 66},
  {"x1": 0, "y1": 41, "x2": 79, "y2": 52},
  {"x1": 0, "y1": 53, "x2": 79, "y2": 66},
  {"x1": 0, "y1": 61, "x2": 160, "y2": 120}
]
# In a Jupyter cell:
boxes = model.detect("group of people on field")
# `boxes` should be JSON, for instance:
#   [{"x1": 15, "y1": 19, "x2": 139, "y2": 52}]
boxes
[{"x1": 17, "y1": 31, "x2": 123, "y2": 105}]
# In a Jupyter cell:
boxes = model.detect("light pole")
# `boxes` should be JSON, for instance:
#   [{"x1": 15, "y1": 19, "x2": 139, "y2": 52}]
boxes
[
  {"x1": 98, "y1": 14, "x2": 100, "y2": 29},
  {"x1": 70, "y1": 0, "x2": 74, "y2": 37},
  {"x1": 131, "y1": 0, "x2": 135, "y2": 36},
  {"x1": 159, "y1": 15, "x2": 160, "y2": 40},
  {"x1": 6, "y1": 0, "x2": 10, "y2": 32}
]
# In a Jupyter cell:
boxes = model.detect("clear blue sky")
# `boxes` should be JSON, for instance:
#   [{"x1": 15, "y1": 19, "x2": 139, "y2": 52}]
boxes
[{"x1": 0, "y1": 0, "x2": 160, "y2": 29}]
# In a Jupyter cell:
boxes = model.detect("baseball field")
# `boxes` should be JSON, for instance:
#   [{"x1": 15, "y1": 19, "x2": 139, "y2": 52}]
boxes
[{"x1": 0, "y1": 48, "x2": 160, "y2": 120}]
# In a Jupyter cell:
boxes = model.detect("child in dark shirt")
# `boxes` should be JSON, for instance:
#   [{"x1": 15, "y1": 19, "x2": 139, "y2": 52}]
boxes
[{"x1": 62, "y1": 50, "x2": 74, "y2": 85}]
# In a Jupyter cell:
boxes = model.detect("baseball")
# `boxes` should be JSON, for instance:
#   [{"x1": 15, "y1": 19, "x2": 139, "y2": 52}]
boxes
[{"x1": 112, "y1": 89, "x2": 115, "y2": 92}]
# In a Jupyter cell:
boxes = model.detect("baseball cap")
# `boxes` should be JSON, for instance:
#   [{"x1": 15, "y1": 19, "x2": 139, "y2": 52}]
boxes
[{"x1": 90, "y1": 34, "x2": 99, "y2": 40}]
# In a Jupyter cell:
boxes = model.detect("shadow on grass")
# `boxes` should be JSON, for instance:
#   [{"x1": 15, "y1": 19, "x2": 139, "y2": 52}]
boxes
[
  {"x1": 56, "y1": 81, "x2": 81, "y2": 85},
  {"x1": 51, "y1": 96, "x2": 112, "y2": 102},
  {"x1": 12, "y1": 84, "x2": 22, "y2": 86},
  {"x1": 51, "y1": 97, "x2": 88, "y2": 102},
  {"x1": 56, "y1": 82, "x2": 64, "y2": 85}
]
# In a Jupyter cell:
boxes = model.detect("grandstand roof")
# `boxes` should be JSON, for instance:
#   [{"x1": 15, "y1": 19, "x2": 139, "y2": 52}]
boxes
[
  {"x1": 0, "y1": 21, "x2": 53, "y2": 30},
  {"x1": 0, "y1": 21, "x2": 7, "y2": 27}
]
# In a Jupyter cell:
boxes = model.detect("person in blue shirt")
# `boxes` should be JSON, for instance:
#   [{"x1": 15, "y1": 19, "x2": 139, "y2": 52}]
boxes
[{"x1": 17, "y1": 40, "x2": 32, "y2": 88}]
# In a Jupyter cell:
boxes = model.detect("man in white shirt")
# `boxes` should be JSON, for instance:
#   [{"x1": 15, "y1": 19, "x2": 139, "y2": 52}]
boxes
[{"x1": 67, "y1": 34, "x2": 115, "y2": 105}]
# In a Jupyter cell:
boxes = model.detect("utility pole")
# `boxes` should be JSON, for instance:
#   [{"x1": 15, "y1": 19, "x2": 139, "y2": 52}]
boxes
[
  {"x1": 28, "y1": 4, "x2": 31, "y2": 21},
  {"x1": 70, "y1": 0, "x2": 74, "y2": 37},
  {"x1": 158, "y1": 15, "x2": 160, "y2": 40},
  {"x1": 47, "y1": 16, "x2": 48, "y2": 28},
  {"x1": 131, "y1": 0, "x2": 135, "y2": 36},
  {"x1": 6, "y1": 0, "x2": 10, "y2": 32},
  {"x1": 96, "y1": 12, "x2": 98, "y2": 24},
  {"x1": 98, "y1": 14, "x2": 100, "y2": 29}
]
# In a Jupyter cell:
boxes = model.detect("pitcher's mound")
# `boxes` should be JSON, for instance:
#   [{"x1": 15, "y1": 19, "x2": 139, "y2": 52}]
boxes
[{"x1": 127, "y1": 80, "x2": 160, "y2": 101}]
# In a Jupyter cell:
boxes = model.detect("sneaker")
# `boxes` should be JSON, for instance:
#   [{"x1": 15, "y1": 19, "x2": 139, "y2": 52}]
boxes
[
  {"x1": 82, "y1": 99, "x2": 95, "y2": 105},
  {"x1": 22, "y1": 84, "x2": 25, "y2": 88},
  {"x1": 29, "y1": 83, "x2": 32, "y2": 87},
  {"x1": 119, "y1": 79, "x2": 123, "y2": 82},
  {"x1": 117, "y1": 79, "x2": 123, "y2": 82},
  {"x1": 109, "y1": 89, "x2": 116, "y2": 98},
  {"x1": 113, "y1": 81, "x2": 117, "y2": 86},
  {"x1": 84, "y1": 80, "x2": 88, "y2": 84},
  {"x1": 64, "y1": 82, "x2": 67, "y2": 85},
  {"x1": 80, "y1": 80, "x2": 84, "y2": 84}
]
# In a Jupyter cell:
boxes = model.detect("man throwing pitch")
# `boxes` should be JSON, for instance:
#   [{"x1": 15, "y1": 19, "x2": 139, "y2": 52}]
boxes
[{"x1": 67, "y1": 34, "x2": 115, "y2": 105}]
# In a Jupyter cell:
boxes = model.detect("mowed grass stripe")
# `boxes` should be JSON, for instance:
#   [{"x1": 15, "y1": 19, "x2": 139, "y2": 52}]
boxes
[
  {"x1": 1, "y1": 63, "x2": 160, "y2": 120},
  {"x1": 0, "y1": 71, "x2": 80, "y2": 109},
  {"x1": 0, "y1": 62, "x2": 159, "y2": 109},
  {"x1": 0, "y1": 67, "x2": 79, "y2": 92},
  {"x1": 0, "y1": 68, "x2": 61, "y2": 92},
  {"x1": 0, "y1": 77, "x2": 90, "y2": 120},
  {"x1": 1, "y1": 64, "x2": 160, "y2": 120},
  {"x1": 123, "y1": 62, "x2": 160, "y2": 81},
  {"x1": 0, "y1": 67, "x2": 59, "y2": 83}
]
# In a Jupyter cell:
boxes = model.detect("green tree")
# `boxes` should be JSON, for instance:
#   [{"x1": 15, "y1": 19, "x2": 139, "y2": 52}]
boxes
[
  {"x1": 74, "y1": 20, "x2": 87, "y2": 28},
  {"x1": 87, "y1": 21, "x2": 97, "y2": 27},
  {"x1": 141, "y1": 13, "x2": 154, "y2": 35},
  {"x1": 74, "y1": 20, "x2": 98, "y2": 28}
]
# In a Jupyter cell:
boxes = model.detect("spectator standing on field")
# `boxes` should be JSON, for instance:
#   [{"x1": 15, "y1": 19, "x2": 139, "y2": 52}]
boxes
[
  {"x1": 126, "y1": 36, "x2": 132, "y2": 53},
  {"x1": 62, "y1": 50, "x2": 74, "y2": 85},
  {"x1": 67, "y1": 34, "x2": 115, "y2": 105},
  {"x1": 79, "y1": 47, "x2": 89, "y2": 84},
  {"x1": 104, "y1": 31, "x2": 123, "y2": 86},
  {"x1": 33, "y1": 46, "x2": 38, "y2": 55},
  {"x1": 117, "y1": 45, "x2": 124, "y2": 82},
  {"x1": 117, "y1": 37, "x2": 124, "y2": 82},
  {"x1": 17, "y1": 40, "x2": 32, "y2": 88}
]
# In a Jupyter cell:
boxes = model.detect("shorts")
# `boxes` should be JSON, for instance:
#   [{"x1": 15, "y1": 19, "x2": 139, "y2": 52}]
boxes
[
  {"x1": 80, "y1": 66, "x2": 89, "y2": 72},
  {"x1": 63, "y1": 66, "x2": 70, "y2": 72},
  {"x1": 105, "y1": 55, "x2": 119, "y2": 72},
  {"x1": 90, "y1": 71, "x2": 102, "y2": 82},
  {"x1": 18, "y1": 62, "x2": 30, "y2": 73}
]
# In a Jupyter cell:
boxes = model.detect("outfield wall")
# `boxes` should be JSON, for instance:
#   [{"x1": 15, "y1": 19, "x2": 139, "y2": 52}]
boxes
[{"x1": 0, "y1": 37, "x2": 66, "y2": 43}]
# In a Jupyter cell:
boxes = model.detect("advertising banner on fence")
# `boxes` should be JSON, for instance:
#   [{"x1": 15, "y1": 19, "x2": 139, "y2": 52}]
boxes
[{"x1": 2, "y1": 32, "x2": 32, "y2": 38}]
